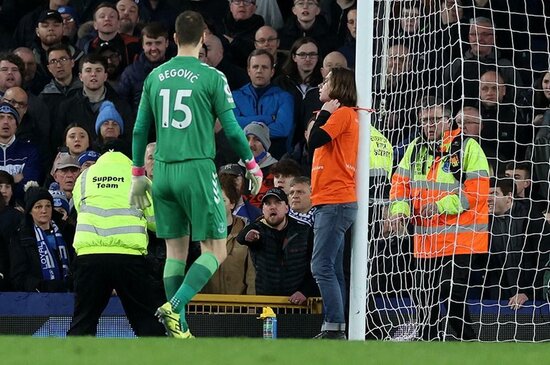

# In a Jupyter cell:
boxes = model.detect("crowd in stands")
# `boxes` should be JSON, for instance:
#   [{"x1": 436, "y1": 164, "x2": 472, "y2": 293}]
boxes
[{"x1": 0, "y1": 0, "x2": 549, "y2": 331}]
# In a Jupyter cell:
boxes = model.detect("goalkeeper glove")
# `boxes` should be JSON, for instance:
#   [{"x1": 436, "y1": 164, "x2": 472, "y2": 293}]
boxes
[
  {"x1": 245, "y1": 159, "x2": 263, "y2": 196},
  {"x1": 129, "y1": 166, "x2": 152, "y2": 209}
]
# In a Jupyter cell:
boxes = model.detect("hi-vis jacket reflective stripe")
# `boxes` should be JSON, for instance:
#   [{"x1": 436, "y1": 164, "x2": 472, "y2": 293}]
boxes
[
  {"x1": 389, "y1": 129, "x2": 490, "y2": 258},
  {"x1": 72, "y1": 152, "x2": 155, "y2": 256}
]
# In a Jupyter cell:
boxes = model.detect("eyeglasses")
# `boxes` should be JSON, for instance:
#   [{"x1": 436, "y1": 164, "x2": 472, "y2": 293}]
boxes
[
  {"x1": 231, "y1": 0, "x2": 255, "y2": 5},
  {"x1": 255, "y1": 37, "x2": 278, "y2": 45},
  {"x1": 295, "y1": 52, "x2": 318, "y2": 59},
  {"x1": 294, "y1": 0, "x2": 318, "y2": 7},
  {"x1": 318, "y1": 78, "x2": 329, "y2": 88},
  {"x1": 48, "y1": 57, "x2": 71, "y2": 66},
  {"x1": 2, "y1": 98, "x2": 27, "y2": 108}
]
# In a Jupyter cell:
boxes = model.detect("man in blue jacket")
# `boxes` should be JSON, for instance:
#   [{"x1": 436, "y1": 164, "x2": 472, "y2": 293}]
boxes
[{"x1": 232, "y1": 49, "x2": 294, "y2": 160}]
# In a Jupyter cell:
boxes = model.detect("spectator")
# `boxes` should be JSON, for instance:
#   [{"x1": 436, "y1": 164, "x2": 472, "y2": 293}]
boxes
[
  {"x1": 202, "y1": 173, "x2": 256, "y2": 295},
  {"x1": 58, "y1": 5, "x2": 80, "y2": 46},
  {"x1": 60, "y1": 123, "x2": 93, "y2": 162},
  {"x1": 97, "y1": 41, "x2": 127, "y2": 90},
  {"x1": 478, "y1": 69, "x2": 531, "y2": 162},
  {"x1": 48, "y1": 185, "x2": 71, "y2": 221},
  {"x1": 484, "y1": 177, "x2": 527, "y2": 301},
  {"x1": 40, "y1": 43, "x2": 83, "y2": 128},
  {"x1": 325, "y1": 0, "x2": 356, "y2": 45},
  {"x1": 337, "y1": 7, "x2": 356, "y2": 69},
  {"x1": 218, "y1": 163, "x2": 261, "y2": 225},
  {"x1": 233, "y1": 49, "x2": 295, "y2": 159},
  {"x1": 117, "y1": 22, "x2": 170, "y2": 111},
  {"x1": 144, "y1": 142, "x2": 155, "y2": 179},
  {"x1": 14, "y1": 0, "x2": 70, "y2": 48},
  {"x1": 529, "y1": 72, "x2": 550, "y2": 201},
  {"x1": 9, "y1": 183, "x2": 72, "y2": 292},
  {"x1": 533, "y1": 71, "x2": 550, "y2": 126},
  {"x1": 241, "y1": 122, "x2": 278, "y2": 208},
  {"x1": 288, "y1": 175, "x2": 314, "y2": 227},
  {"x1": 32, "y1": 10, "x2": 85, "y2": 94},
  {"x1": 274, "y1": 37, "x2": 323, "y2": 153},
  {"x1": 392, "y1": 1, "x2": 424, "y2": 54},
  {"x1": 53, "y1": 54, "x2": 134, "y2": 149},
  {"x1": 270, "y1": 158, "x2": 302, "y2": 195},
  {"x1": 307, "y1": 67, "x2": 359, "y2": 340},
  {"x1": 0, "y1": 170, "x2": 22, "y2": 209},
  {"x1": 3, "y1": 87, "x2": 52, "y2": 174},
  {"x1": 279, "y1": 0, "x2": 337, "y2": 57},
  {"x1": 222, "y1": 0, "x2": 265, "y2": 68},
  {"x1": 50, "y1": 152, "x2": 80, "y2": 210},
  {"x1": 443, "y1": 17, "x2": 525, "y2": 112},
  {"x1": 0, "y1": 53, "x2": 24, "y2": 98},
  {"x1": 254, "y1": 26, "x2": 288, "y2": 78},
  {"x1": 0, "y1": 102, "x2": 42, "y2": 201},
  {"x1": 455, "y1": 106, "x2": 500, "y2": 171},
  {"x1": 67, "y1": 149, "x2": 164, "y2": 336},
  {"x1": 389, "y1": 96, "x2": 490, "y2": 340},
  {"x1": 93, "y1": 101, "x2": 128, "y2": 154},
  {"x1": 77, "y1": 150, "x2": 100, "y2": 172},
  {"x1": 320, "y1": 51, "x2": 348, "y2": 79},
  {"x1": 12, "y1": 48, "x2": 42, "y2": 96},
  {"x1": 116, "y1": 0, "x2": 140, "y2": 37},
  {"x1": 485, "y1": 177, "x2": 550, "y2": 309},
  {"x1": 0, "y1": 181, "x2": 23, "y2": 291},
  {"x1": 237, "y1": 187, "x2": 317, "y2": 301},
  {"x1": 80, "y1": 2, "x2": 140, "y2": 71},
  {"x1": 203, "y1": 34, "x2": 249, "y2": 91}
]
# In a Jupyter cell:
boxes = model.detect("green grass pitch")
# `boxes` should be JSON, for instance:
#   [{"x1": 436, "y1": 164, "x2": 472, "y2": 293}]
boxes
[{"x1": 1, "y1": 337, "x2": 548, "y2": 365}]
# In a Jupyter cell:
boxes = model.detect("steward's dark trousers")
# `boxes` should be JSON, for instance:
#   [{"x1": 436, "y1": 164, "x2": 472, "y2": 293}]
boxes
[
  {"x1": 67, "y1": 254, "x2": 165, "y2": 337},
  {"x1": 414, "y1": 254, "x2": 477, "y2": 341}
]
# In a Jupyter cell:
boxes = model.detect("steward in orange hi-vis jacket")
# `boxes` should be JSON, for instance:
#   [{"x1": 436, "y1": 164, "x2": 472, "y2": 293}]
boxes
[
  {"x1": 389, "y1": 118, "x2": 490, "y2": 259},
  {"x1": 388, "y1": 96, "x2": 490, "y2": 341}
]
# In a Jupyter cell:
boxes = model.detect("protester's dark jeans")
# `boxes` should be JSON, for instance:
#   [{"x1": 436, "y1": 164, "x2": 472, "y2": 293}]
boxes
[{"x1": 311, "y1": 202, "x2": 358, "y2": 331}]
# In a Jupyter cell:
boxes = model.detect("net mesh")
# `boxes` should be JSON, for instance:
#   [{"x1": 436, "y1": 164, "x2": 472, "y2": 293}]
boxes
[{"x1": 365, "y1": 0, "x2": 550, "y2": 342}]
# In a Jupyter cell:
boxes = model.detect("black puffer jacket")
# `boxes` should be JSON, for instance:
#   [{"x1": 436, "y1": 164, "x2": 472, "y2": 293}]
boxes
[{"x1": 237, "y1": 215, "x2": 318, "y2": 297}]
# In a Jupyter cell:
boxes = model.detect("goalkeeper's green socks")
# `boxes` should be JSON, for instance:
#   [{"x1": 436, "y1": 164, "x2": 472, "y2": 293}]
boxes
[
  {"x1": 163, "y1": 258, "x2": 186, "y2": 300},
  {"x1": 169, "y1": 252, "x2": 219, "y2": 332}
]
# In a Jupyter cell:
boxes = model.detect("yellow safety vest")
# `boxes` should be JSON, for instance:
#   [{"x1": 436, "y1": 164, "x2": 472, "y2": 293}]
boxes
[{"x1": 72, "y1": 151, "x2": 155, "y2": 256}]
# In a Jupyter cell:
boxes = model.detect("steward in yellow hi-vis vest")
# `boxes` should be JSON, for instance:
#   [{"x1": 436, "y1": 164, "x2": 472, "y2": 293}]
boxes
[
  {"x1": 67, "y1": 148, "x2": 164, "y2": 337},
  {"x1": 388, "y1": 96, "x2": 489, "y2": 341}
]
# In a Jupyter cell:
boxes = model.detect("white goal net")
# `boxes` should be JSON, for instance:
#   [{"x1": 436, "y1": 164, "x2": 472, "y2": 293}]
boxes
[{"x1": 364, "y1": 0, "x2": 550, "y2": 342}]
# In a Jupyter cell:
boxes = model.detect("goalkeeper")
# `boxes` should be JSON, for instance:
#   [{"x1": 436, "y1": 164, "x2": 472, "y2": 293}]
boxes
[{"x1": 130, "y1": 11, "x2": 263, "y2": 338}]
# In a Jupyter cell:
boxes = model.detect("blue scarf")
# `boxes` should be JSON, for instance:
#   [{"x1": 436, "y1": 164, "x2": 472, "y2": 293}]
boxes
[{"x1": 34, "y1": 222, "x2": 70, "y2": 281}]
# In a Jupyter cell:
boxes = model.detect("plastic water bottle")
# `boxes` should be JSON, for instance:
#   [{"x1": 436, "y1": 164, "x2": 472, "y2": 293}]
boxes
[{"x1": 259, "y1": 307, "x2": 277, "y2": 339}]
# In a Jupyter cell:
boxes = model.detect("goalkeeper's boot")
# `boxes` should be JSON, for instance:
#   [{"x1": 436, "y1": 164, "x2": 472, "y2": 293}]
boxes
[{"x1": 155, "y1": 302, "x2": 194, "y2": 339}]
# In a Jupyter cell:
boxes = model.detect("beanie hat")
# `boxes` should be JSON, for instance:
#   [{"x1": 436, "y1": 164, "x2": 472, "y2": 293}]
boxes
[
  {"x1": 0, "y1": 102, "x2": 20, "y2": 124},
  {"x1": 78, "y1": 150, "x2": 100, "y2": 166},
  {"x1": 95, "y1": 101, "x2": 124, "y2": 135},
  {"x1": 24, "y1": 181, "x2": 53, "y2": 216},
  {"x1": 244, "y1": 122, "x2": 271, "y2": 151},
  {"x1": 57, "y1": 6, "x2": 79, "y2": 26},
  {"x1": 49, "y1": 186, "x2": 70, "y2": 214}
]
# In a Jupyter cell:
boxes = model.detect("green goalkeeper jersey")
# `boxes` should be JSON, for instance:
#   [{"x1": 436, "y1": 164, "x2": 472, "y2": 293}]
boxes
[{"x1": 132, "y1": 56, "x2": 251, "y2": 166}]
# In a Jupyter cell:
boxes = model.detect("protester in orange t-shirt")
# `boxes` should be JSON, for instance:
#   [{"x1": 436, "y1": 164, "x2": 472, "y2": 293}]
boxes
[{"x1": 307, "y1": 68, "x2": 359, "y2": 340}]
